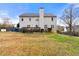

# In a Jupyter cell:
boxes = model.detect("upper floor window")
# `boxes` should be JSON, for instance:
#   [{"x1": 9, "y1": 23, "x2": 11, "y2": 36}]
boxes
[
  {"x1": 51, "y1": 18, "x2": 53, "y2": 21},
  {"x1": 29, "y1": 18, "x2": 31, "y2": 21},
  {"x1": 36, "y1": 19, "x2": 39, "y2": 21},
  {"x1": 22, "y1": 18, "x2": 23, "y2": 21}
]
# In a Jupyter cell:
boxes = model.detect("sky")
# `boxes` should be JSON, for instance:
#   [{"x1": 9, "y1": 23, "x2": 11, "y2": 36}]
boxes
[{"x1": 0, "y1": 3, "x2": 78, "y2": 26}]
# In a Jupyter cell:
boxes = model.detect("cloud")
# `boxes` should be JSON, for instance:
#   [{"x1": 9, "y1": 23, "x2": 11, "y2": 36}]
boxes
[
  {"x1": 0, "y1": 10, "x2": 19, "y2": 25},
  {"x1": 0, "y1": 10, "x2": 10, "y2": 18},
  {"x1": 0, "y1": 10, "x2": 10, "y2": 24},
  {"x1": 0, "y1": 10, "x2": 10, "y2": 23}
]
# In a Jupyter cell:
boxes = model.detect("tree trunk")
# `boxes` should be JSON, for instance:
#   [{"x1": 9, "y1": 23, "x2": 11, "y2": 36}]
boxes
[
  {"x1": 69, "y1": 24, "x2": 72, "y2": 33},
  {"x1": 69, "y1": 6, "x2": 73, "y2": 33}
]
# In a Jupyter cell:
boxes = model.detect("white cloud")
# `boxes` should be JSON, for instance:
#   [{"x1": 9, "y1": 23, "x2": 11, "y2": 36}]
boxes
[
  {"x1": 0, "y1": 10, "x2": 19, "y2": 26},
  {"x1": 0, "y1": 18, "x2": 3, "y2": 24},
  {"x1": 0, "y1": 10, "x2": 10, "y2": 18},
  {"x1": 0, "y1": 10, "x2": 10, "y2": 24}
]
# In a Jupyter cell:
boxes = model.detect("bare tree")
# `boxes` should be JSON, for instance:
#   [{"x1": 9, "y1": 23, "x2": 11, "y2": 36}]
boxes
[
  {"x1": 1, "y1": 17, "x2": 13, "y2": 28},
  {"x1": 60, "y1": 5, "x2": 78, "y2": 33},
  {"x1": 2, "y1": 17, "x2": 10, "y2": 25}
]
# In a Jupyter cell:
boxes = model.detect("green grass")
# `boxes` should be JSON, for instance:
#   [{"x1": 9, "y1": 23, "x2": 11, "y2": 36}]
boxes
[{"x1": 48, "y1": 33, "x2": 79, "y2": 55}]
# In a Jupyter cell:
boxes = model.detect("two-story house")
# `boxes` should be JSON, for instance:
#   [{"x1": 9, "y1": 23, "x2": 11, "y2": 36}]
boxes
[{"x1": 19, "y1": 7, "x2": 57, "y2": 32}]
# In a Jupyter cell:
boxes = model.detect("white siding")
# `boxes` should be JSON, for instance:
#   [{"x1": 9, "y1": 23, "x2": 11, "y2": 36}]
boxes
[
  {"x1": 44, "y1": 17, "x2": 54, "y2": 28},
  {"x1": 19, "y1": 17, "x2": 39, "y2": 28},
  {"x1": 19, "y1": 16, "x2": 57, "y2": 32}
]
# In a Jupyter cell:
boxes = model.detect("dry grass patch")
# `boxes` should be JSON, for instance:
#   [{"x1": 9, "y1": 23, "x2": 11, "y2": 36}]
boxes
[{"x1": 0, "y1": 32, "x2": 70, "y2": 56}]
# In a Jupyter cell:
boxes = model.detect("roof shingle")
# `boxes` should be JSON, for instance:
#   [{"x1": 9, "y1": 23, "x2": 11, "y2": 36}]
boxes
[{"x1": 19, "y1": 13, "x2": 56, "y2": 17}]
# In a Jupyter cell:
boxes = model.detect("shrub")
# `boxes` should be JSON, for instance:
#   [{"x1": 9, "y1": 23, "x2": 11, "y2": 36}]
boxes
[{"x1": 57, "y1": 30, "x2": 62, "y2": 34}]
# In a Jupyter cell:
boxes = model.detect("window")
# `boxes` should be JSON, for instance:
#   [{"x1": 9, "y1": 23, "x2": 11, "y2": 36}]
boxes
[
  {"x1": 29, "y1": 18, "x2": 31, "y2": 21},
  {"x1": 51, "y1": 25, "x2": 54, "y2": 28},
  {"x1": 44, "y1": 25, "x2": 47, "y2": 28},
  {"x1": 36, "y1": 25, "x2": 38, "y2": 28},
  {"x1": 51, "y1": 18, "x2": 53, "y2": 21},
  {"x1": 36, "y1": 19, "x2": 39, "y2": 21},
  {"x1": 27, "y1": 25, "x2": 30, "y2": 28},
  {"x1": 22, "y1": 18, "x2": 23, "y2": 21}
]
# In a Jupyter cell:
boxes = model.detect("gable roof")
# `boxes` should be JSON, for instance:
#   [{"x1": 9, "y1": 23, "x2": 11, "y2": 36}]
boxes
[{"x1": 19, "y1": 13, "x2": 56, "y2": 17}]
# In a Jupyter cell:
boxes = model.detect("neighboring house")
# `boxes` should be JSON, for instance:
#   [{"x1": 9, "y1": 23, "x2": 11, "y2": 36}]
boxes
[
  {"x1": 57, "y1": 25, "x2": 64, "y2": 32},
  {"x1": 19, "y1": 7, "x2": 57, "y2": 32},
  {"x1": 72, "y1": 25, "x2": 79, "y2": 33},
  {"x1": 66, "y1": 25, "x2": 79, "y2": 32}
]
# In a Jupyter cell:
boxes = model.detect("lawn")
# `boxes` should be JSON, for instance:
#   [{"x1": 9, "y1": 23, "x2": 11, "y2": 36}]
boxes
[{"x1": 0, "y1": 32, "x2": 79, "y2": 56}]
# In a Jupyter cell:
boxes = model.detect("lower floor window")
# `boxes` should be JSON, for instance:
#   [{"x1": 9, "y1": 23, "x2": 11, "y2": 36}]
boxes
[
  {"x1": 44, "y1": 25, "x2": 47, "y2": 28},
  {"x1": 26, "y1": 25, "x2": 54, "y2": 28},
  {"x1": 27, "y1": 25, "x2": 30, "y2": 28},
  {"x1": 36, "y1": 25, "x2": 39, "y2": 28},
  {"x1": 51, "y1": 25, "x2": 54, "y2": 28}
]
